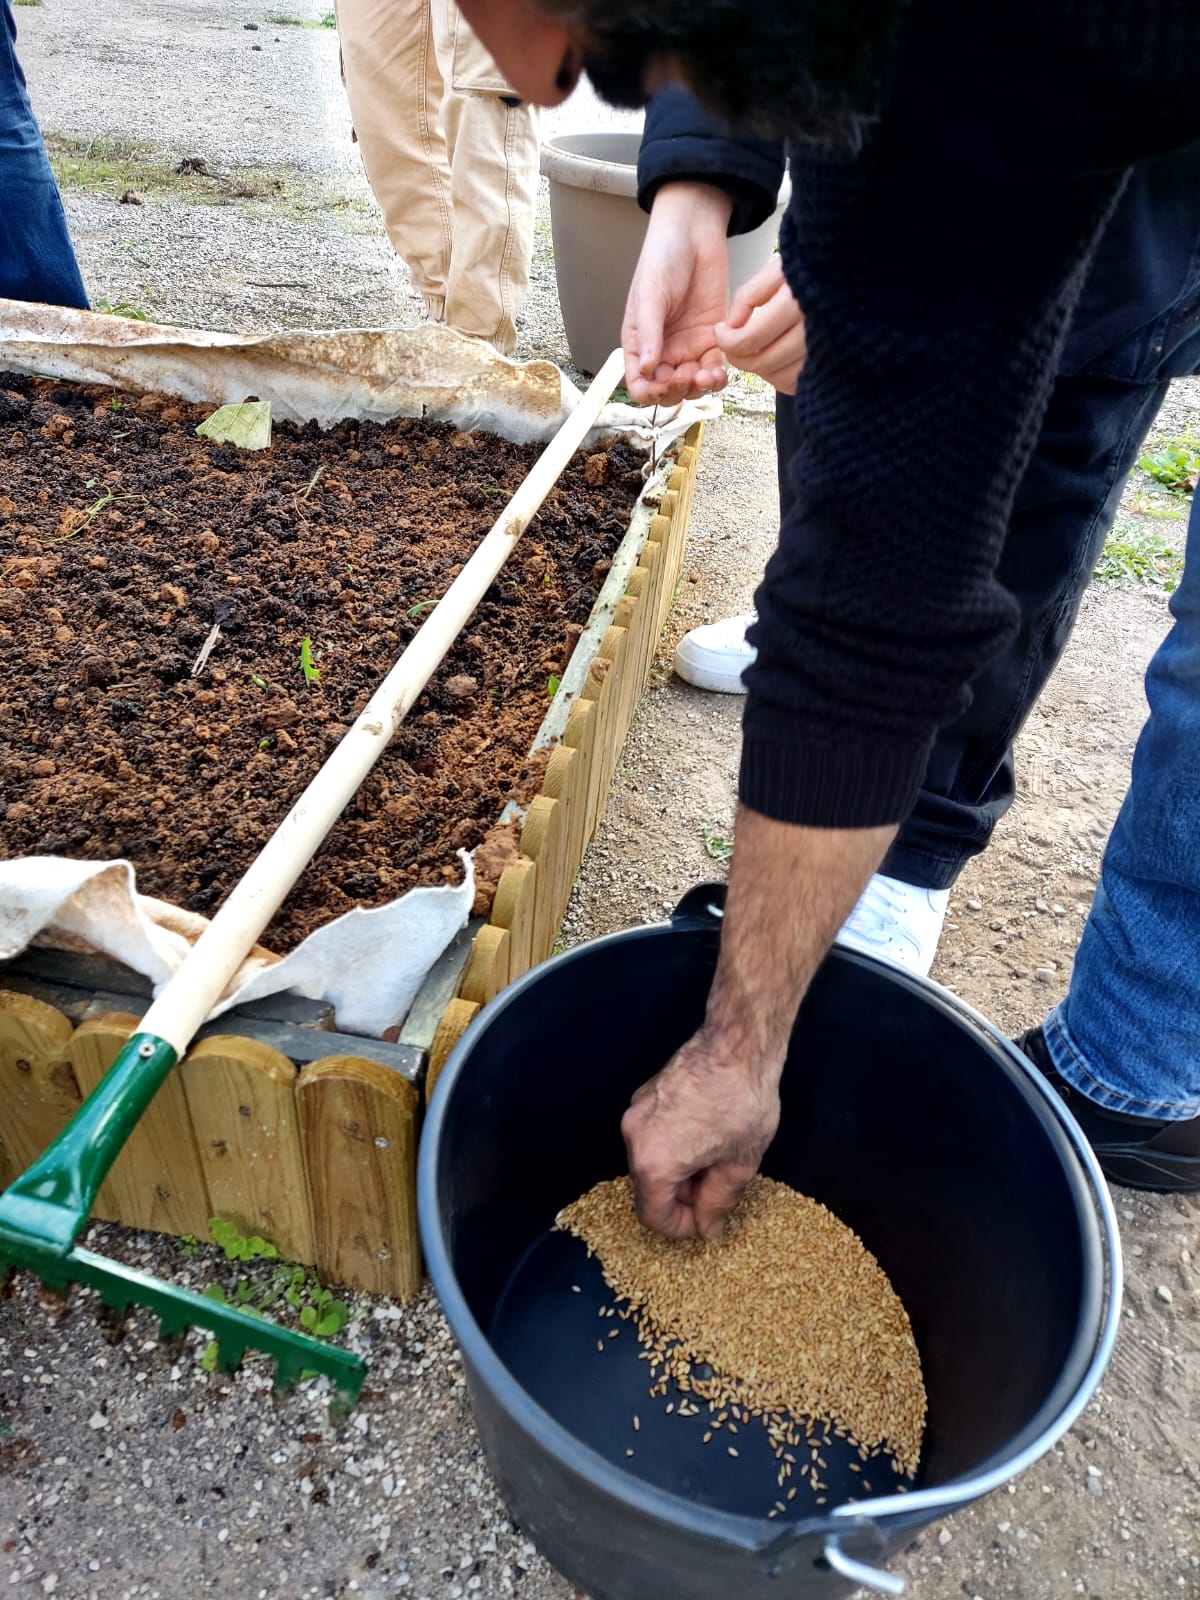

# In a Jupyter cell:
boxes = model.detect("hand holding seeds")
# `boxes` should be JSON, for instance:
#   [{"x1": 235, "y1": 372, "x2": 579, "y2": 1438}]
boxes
[{"x1": 621, "y1": 1027, "x2": 781, "y2": 1241}]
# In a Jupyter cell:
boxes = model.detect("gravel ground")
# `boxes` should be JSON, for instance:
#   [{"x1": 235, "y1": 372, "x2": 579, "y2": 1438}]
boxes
[{"x1": 3, "y1": 5, "x2": 1199, "y2": 1598}]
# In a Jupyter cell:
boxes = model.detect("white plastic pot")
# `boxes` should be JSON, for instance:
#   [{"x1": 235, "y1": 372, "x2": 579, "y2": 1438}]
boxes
[{"x1": 541, "y1": 131, "x2": 790, "y2": 376}]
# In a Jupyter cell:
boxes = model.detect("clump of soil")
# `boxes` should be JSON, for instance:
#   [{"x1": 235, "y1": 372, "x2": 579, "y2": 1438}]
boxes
[{"x1": 0, "y1": 375, "x2": 646, "y2": 947}]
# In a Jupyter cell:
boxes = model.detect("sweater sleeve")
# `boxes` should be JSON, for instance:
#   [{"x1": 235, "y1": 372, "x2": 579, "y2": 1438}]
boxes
[
  {"x1": 638, "y1": 87, "x2": 785, "y2": 237},
  {"x1": 739, "y1": 118, "x2": 1127, "y2": 827}
]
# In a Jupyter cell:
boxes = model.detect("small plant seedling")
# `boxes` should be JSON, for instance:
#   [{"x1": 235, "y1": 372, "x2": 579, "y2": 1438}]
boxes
[
  {"x1": 196, "y1": 1219, "x2": 351, "y2": 1375},
  {"x1": 1094, "y1": 520, "x2": 1184, "y2": 592},
  {"x1": 176, "y1": 1234, "x2": 200, "y2": 1258},
  {"x1": 251, "y1": 674, "x2": 269, "y2": 691},
  {"x1": 210, "y1": 1217, "x2": 278, "y2": 1261},
  {"x1": 406, "y1": 600, "x2": 438, "y2": 620},
  {"x1": 49, "y1": 490, "x2": 146, "y2": 543},
  {"x1": 93, "y1": 297, "x2": 151, "y2": 321},
  {"x1": 299, "y1": 636, "x2": 321, "y2": 686},
  {"x1": 1137, "y1": 438, "x2": 1200, "y2": 495},
  {"x1": 701, "y1": 819, "x2": 735, "y2": 863},
  {"x1": 258, "y1": 737, "x2": 272, "y2": 750},
  {"x1": 542, "y1": 572, "x2": 552, "y2": 587},
  {"x1": 546, "y1": 674, "x2": 561, "y2": 698}
]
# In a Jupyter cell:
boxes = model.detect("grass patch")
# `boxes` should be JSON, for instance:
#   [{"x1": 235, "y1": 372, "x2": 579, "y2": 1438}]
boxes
[
  {"x1": 266, "y1": 9, "x2": 337, "y2": 25},
  {"x1": 13, "y1": 0, "x2": 43, "y2": 8},
  {"x1": 44, "y1": 133, "x2": 367, "y2": 222},
  {"x1": 1094, "y1": 519, "x2": 1186, "y2": 592}
]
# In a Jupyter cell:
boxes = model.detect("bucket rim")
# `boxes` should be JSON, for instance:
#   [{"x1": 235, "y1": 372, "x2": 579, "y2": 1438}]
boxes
[{"x1": 418, "y1": 919, "x2": 1122, "y2": 1558}]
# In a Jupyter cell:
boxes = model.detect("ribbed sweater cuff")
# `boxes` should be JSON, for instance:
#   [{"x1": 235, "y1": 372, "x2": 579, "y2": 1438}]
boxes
[{"x1": 738, "y1": 731, "x2": 932, "y2": 830}]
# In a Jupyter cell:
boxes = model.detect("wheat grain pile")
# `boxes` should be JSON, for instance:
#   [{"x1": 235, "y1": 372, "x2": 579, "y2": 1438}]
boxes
[{"x1": 556, "y1": 1175, "x2": 925, "y2": 1484}]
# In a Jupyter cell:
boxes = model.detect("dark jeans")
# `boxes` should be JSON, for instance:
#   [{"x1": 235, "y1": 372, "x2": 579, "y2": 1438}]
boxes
[
  {"x1": 776, "y1": 141, "x2": 1200, "y2": 889},
  {"x1": 1, "y1": 0, "x2": 88, "y2": 307}
]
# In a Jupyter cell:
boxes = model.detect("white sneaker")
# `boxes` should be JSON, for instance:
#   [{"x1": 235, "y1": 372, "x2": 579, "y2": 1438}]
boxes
[
  {"x1": 836, "y1": 873, "x2": 950, "y2": 977},
  {"x1": 674, "y1": 612, "x2": 757, "y2": 693}
]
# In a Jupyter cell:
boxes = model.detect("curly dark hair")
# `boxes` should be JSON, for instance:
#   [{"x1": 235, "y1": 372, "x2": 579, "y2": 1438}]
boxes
[{"x1": 541, "y1": 0, "x2": 906, "y2": 147}]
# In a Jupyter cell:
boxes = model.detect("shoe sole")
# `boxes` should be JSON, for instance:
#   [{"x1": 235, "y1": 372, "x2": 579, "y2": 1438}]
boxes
[{"x1": 1096, "y1": 1145, "x2": 1200, "y2": 1194}]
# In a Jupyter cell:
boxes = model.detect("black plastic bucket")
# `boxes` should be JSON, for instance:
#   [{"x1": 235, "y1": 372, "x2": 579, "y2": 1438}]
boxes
[{"x1": 419, "y1": 888, "x2": 1121, "y2": 1599}]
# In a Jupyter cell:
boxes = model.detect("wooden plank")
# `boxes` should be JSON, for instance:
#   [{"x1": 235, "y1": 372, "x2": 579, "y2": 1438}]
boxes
[
  {"x1": 594, "y1": 624, "x2": 632, "y2": 815},
  {"x1": 296, "y1": 1056, "x2": 421, "y2": 1299},
  {"x1": 0, "y1": 991, "x2": 78, "y2": 1179},
  {"x1": 458, "y1": 924, "x2": 512, "y2": 1006},
  {"x1": 426, "y1": 998, "x2": 479, "y2": 1105},
  {"x1": 580, "y1": 647, "x2": 618, "y2": 841},
  {"x1": 490, "y1": 857, "x2": 538, "y2": 984},
  {"x1": 181, "y1": 1036, "x2": 315, "y2": 1265},
  {"x1": 542, "y1": 744, "x2": 584, "y2": 933},
  {"x1": 562, "y1": 695, "x2": 602, "y2": 855},
  {"x1": 68, "y1": 1014, "x2": 213, "y2": 1241},
  {"x1": 520, "y1": 793, "x2": 570, "y2": 964},
  {"x1": 0, "y1": 1126, "x2": 16, "y2": 1194}
]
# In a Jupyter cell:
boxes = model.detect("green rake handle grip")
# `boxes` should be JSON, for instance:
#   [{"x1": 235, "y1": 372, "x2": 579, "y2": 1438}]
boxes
[{"x1": 0, "y1": 1032, "x2": 177, "y2": 1262}]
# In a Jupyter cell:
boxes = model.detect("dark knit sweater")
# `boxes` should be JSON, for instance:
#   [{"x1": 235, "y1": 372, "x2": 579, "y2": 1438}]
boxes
[{"x1": 640, "y1": 5, "x2": 1200, "y2": 828}]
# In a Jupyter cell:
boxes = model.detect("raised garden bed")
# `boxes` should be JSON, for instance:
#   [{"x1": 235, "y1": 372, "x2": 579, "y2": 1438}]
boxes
[
  {"x1": 0, "y1": 344, "x2": 702, "y2": 1301},
  {"x1": 0, "y1": 375, "x2": 646, "y2": 942}
]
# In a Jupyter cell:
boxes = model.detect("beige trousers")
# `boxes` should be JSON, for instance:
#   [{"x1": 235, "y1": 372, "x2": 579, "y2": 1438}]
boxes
[{"x1": 336, "y1": 0, "x2": 540, "y2": 355}]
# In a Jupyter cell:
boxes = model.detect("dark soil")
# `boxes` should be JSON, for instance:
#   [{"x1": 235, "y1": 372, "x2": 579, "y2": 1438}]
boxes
[{"x1": 0, "y1": 375, "x2": 646, "y2": 948}]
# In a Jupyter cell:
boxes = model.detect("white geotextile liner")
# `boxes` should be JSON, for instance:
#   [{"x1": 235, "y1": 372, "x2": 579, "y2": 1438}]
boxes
[
  {"x1": 0, "y1": 302, "x2": 714, "y2": 1036},
  {"x1": 0, "y1": 300, "x2": 716, "y2": 449},
  {"x1": 0, "y1": 856, "x2": 475, "y2": 1040}
]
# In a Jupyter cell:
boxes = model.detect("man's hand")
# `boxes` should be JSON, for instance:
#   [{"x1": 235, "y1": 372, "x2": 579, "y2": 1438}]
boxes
[
  {"x1": 624, "y1": 807, "x2": 896, "y2": 1239},
  {"x1": 622, "y1": 182, "x2": 734, "y2": 405},
  {"x1": 716, "y1": 257, "x2": 806, "y2": 395},
  {"x1": 622, "y1": 1028, "x2": 782, "y2": 1241}
]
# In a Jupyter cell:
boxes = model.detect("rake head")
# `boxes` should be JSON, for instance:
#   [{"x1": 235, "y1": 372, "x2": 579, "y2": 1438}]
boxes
[{"x1": 0, "y1": 1030, "x2": 366, "y2": 1417}]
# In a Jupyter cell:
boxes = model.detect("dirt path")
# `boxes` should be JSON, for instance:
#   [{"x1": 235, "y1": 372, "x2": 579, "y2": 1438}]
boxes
[{"x1": 3, "y1": 4, "x2": 1197, "y2": 1597}]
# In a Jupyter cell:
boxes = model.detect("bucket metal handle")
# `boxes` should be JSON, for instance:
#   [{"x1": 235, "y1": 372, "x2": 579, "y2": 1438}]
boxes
[
  {"x1": 759, "y1": 1514, "x2": 903, "y2": 1596},
  {"x1": 669, "y1": 882, "x2": 726, "y2": 930},
  {"x1": 823, "y1": 1538, "x2": 905, "y2": 1596}
]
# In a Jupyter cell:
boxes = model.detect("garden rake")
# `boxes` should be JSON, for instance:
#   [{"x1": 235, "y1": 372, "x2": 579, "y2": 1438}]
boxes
[{"x1": 0, "y1": 352, "x2": 627, "y2": 1412}]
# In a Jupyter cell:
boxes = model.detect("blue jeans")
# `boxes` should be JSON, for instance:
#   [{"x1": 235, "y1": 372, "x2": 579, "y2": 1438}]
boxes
[
  {"x1": 0, "y1": 0, "x2": 88, "y2": 307},
  {"x1": 1044, "y1": 486, "x2": 1200, "y2": 1118},
  {"x1": 775, "y1": 141, "x2": 1200, "y2": 889}
]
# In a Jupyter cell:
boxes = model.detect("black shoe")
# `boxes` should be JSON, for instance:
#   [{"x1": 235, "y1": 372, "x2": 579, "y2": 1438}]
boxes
[{"x1": 1016, "y1": 1027, "x2": 1200, "y2": 1194}]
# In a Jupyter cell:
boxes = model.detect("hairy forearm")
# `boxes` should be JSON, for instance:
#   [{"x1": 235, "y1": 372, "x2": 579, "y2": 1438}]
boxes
[{"x1": 704, "y1": 804, "x2": 896, "y2": 1072}]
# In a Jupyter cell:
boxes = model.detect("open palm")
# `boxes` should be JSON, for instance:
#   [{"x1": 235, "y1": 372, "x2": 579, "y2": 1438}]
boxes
[{"x1": 622, "y1": 185, "x2": 733, "y2": 405}]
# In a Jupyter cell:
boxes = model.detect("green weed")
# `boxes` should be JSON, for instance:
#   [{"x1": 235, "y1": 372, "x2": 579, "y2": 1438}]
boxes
[
  {"x1": 701, "y1": 818, "x2": 735, "y2": 863},
  {"x1": 299, "y1": 636, "x2": 322, "y2": 686},
  {"x1": 196, "y1": 1218, "x2": 350, "y2": 1375},
  {"x1": 1137, "y1": 438, "x2": 1200, "y2": 495},
  {"x1": 406, "y1": 599, "x2": 437, "y2": 620},
  {"x1": 546, "y1": 674, "x2": 561, "y2": 698},
  {"x1": 1094, "y1": 519, "x2": 1185, "y2": 592},
  {"x1": 94, "y1": 297, "x2": 151, "y2": 321}
]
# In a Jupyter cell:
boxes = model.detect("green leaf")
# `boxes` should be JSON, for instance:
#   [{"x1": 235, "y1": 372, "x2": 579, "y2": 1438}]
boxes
[
  {"x1": 546, "y1": 674, "x2": 561, "y2": 698},
  {"x1": 314, "y1": 1302, "x2": 349, "y2": 1338},
  {"x1": 195, "y1": 400, "x2": 272, "y2": 451},
  {"x1": 405, "y1": 600, "x2": 438, "y2": 620},
  {"x1": 299, "y1": 1305, "x2": 318, "y2": 1330},
  {"x1": 200, "y1": 1341, "x2": 219, "y2": 1372},
  {"x1": 299, "y1": 636, "x2": 321, "y2": 687},
  {"x1": 202, "y1": 1283, "x2": 228, "y2": 1304}
]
